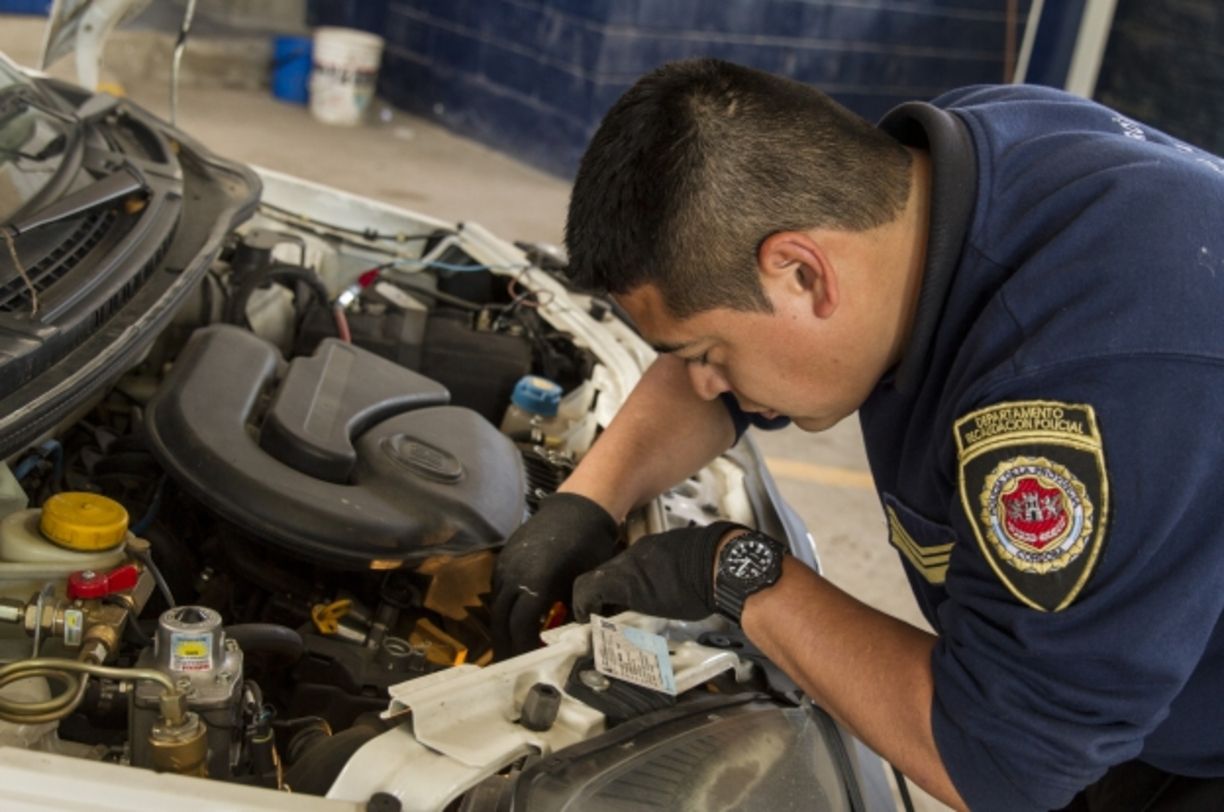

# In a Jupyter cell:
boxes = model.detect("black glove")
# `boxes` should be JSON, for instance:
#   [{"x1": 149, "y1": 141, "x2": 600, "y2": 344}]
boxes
[
  {"x1": 572, "y1": 521, "x2": 746, "y2": 622},
  {"x1": 492, "y1": 492, "x2": 620, "y2": 657}
]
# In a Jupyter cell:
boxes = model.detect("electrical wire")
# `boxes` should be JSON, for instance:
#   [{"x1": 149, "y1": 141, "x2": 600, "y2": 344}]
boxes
[
  {"x1": 131, "y1": 475, "x2": 166, "y2": 536},
  {"x1": 129, "y1": 547, "x2": 176, "y2": 608},
  {"x1": 1, "y1": 227, "x2": 38, "y2": 315},
  {"x1": 257, "y1": 202, "x2": 441, "y2": 245},
  {"x1": 390, "y1": 256, "x2": 529, "y2": 274},
  {"x1": 12, "y1": 439, "x2": 63, "y2": 485},
  {"x1": 333, "y1": 305, "x2": 352, "y2": 343}
]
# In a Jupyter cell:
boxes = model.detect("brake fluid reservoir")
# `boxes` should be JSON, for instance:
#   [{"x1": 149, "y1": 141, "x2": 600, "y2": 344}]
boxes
[
  {"x1": 0, "y1": 493, "x2": 129, "y2": 601},
  {"x1": 501, "y1": 375, "x2": 567, "y2": 441},
  {"x1": 0, "y1": 465, "x2": 28, "y2": 522}
]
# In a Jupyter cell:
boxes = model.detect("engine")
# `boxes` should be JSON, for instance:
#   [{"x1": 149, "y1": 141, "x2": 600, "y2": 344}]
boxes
[
  {"x1": 0, "y1": 166, "x2": 780, "y2": 807},
  {"x1": 0, "y1": 215, "x2": 595, "y2": 790}
]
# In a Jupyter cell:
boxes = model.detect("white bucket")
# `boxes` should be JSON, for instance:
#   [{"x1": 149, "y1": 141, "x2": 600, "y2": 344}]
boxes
[{"x1": 309, "y1": 27, "x2": 385, "y2": 126}]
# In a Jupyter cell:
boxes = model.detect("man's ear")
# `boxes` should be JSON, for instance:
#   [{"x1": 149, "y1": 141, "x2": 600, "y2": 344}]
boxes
[{"x1": 757, "y1": 231, "x2": 839, "y2": 319}]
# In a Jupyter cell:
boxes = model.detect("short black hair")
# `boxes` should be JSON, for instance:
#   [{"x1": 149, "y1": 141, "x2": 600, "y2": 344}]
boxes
[{"x1": 565, "y1": 59, "x2": 912, "y2": 318}]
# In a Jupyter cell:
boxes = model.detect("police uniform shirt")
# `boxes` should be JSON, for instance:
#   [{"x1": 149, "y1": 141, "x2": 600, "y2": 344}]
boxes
[{"x1": 859, "y1": 85, "x2": 1224, "y2": 811}]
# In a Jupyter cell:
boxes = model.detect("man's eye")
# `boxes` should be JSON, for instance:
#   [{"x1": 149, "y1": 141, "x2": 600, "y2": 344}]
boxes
[{"x1": 684, "y1": 352, "x2": 710, "y2": 366}]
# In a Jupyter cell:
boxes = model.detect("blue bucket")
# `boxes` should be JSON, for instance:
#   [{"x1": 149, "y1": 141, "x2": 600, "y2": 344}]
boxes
[{"x1": 271, "y1": 35, "x2": 312, "y2": 105}]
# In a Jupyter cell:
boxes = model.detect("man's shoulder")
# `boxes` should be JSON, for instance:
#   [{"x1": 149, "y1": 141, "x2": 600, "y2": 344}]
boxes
[{"x1": 929, "y1": 83, "x2": 1082, "y2": 111}]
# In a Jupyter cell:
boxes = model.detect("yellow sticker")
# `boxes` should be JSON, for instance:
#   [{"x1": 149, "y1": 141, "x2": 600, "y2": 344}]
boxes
[{"x1": 170, "y1": 632, "x2": 213, "y2": 672}]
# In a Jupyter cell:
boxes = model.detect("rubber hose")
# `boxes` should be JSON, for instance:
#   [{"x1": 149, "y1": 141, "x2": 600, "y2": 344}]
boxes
[
  {"x1": 225, "y1": 624, "x2": 304, "y2": 661},
  {"x1": 283, "y1": 722, "x2": 384, "y2": 796},
  {"x1": 226, "y1": 263, "x2": 331, "y2": 328}
]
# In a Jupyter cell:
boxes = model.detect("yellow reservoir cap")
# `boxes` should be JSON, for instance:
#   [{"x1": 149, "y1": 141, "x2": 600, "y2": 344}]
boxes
[{"x1": 40, "y1": 492, "x2": 129, "y2": 551}]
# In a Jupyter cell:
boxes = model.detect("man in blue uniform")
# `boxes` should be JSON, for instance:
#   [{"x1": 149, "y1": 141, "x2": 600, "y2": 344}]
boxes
[{"x1": 490, "y1": 59, "x2": 1224, "y2": 810}]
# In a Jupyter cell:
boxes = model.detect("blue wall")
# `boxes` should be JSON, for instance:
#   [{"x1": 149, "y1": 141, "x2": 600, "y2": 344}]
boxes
[{"x1": 311, "y1": 0, "x2": 1030, "y2": 177}]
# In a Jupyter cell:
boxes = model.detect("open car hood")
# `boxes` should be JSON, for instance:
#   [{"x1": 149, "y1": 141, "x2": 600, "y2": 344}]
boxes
[{"x1": 40, "y1": 0, "x2": 153, "y2": 90}]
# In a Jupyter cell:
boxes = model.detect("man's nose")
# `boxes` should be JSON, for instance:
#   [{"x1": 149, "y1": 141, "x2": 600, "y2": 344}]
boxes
[{"x1": 687, "y1": 362, "x2": 731, "y2": 401}]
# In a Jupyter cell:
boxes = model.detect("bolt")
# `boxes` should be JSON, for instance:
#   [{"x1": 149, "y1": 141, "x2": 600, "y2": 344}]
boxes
[
  {"x1": 176, "y1": 677, "x2": 192, "y2": 692},
  {"x1": 579, "y1": 669, "x2": 611, "y2": 693},
  {"x1": 215, "y1": 670, "x2": 233, "y2": 685},
  {"x1": 80, "y1": 571, "x2": 97, "y2": 581},
  {"x1": 225, "y1": 638, "x2": 239, "y2": 653},
  {"x1": 0, "y1": 600, "x2": 22, "y2": 624},
  {"x1": 366, "y1": 792, "x2": 402, "y2": 812},
  {"x1": 79, "y1": 639, "x2": 109, "y2": 664}
]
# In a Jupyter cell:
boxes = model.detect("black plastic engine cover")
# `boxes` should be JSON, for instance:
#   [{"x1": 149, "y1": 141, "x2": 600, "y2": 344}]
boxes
[
  {"x1": 144, "y1": 325, "x2": 526, "y2": 568},
  {"x1": 260, "y1": 336, "x2": 448, "y2": 483}
]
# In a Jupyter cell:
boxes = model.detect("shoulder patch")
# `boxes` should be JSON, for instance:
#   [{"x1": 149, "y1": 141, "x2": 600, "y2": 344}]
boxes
[{"x1": 954, "y1": 400, "x2": 1109, "y2": 612}]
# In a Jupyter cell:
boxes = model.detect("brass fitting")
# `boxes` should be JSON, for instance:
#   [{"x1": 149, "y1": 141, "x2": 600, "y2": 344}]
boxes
[
  {"x1": 78, "y1": 638, "x2": 109, "y2": 666},
  {"x1": 149, "y1": 709, "x2": 208, "y2": 777},
  {"x1": 158, "y1": 691, "x2": 189, "y2": 726},
  {"x1": 81, "y1": 602, "x2": 129, "y2": 654},
  {"x1": 22, "y1": 597, "x2": 65, "y2": 639}
]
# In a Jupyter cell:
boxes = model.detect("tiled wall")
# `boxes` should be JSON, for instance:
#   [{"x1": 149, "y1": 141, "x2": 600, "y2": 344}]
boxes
[
  {"x1": 1096, "y1": 0, "x2": 1224, "y2": 156},
  {"x1": 12, "y1": 1, "x2": 1213, "y2": 173},
  {"x1": 0, "y1": 1, "x2": 49, "y2": 13},
  {"x1": 310, "y1": 0, "x2": 1029, "y2": 176}
]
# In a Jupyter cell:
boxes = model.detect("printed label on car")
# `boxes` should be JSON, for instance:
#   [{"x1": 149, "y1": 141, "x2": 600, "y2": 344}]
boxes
[
  {"x1": 170, "y1": 632, "x2": 213, "y2": 672},
  {"x1": 590, "y1": 615, "x2": 677, "y2": 695},
  {"x1": 63, "y1": 609, "x2": 83, "y2": 647}
]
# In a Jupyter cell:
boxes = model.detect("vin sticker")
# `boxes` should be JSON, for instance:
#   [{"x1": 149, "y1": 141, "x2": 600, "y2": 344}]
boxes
[{"x1": 590, "y1": 615, "x2": 677, "y2": 695}]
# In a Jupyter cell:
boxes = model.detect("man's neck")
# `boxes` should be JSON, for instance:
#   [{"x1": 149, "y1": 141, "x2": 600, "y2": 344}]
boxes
[{"x1": 874, "y1": 147, "x2": 933, "y2": 372}]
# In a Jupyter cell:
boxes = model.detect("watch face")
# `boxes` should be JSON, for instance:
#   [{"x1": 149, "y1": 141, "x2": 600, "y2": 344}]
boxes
[{"x1": 724, "y1": 536, "x2": 778, "y2": 583}]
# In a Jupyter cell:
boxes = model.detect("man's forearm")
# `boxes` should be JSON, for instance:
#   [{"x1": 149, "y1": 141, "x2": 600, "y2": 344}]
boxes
[
  {"x1": 742, "y1": 558, "x2": 968, "y2": 811},
  {"x1": 559, "y1": 354, "x2": 736, "y2": 520}
]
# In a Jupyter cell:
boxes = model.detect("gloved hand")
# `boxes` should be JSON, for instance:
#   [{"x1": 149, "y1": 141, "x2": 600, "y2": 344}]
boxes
[
  {"x1": 492, "y1": 492, "x2": 620, "y2": 657},
  {"x1": 572, "y1": 521, "x2": 747, "y2": 622}
]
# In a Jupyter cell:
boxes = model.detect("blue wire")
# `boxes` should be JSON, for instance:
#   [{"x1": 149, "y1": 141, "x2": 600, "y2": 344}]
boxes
[
  {"x1": 12, "y1": 439, "x2": 62, "y2": 484},
  {"x1": 131, "y1": 476, "x2": 166, "y2": 536},
  {"x1": 11, "y1": 456, "x2": 37, "y2": 482},
  {"x1": 391, "y1": 257, "x2": 528, "y2": 274}
]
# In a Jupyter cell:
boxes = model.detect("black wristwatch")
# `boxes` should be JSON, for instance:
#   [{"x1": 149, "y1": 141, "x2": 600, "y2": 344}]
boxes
[{"x1": 713, "y1": 530, "x2": 788, "y2": 624}]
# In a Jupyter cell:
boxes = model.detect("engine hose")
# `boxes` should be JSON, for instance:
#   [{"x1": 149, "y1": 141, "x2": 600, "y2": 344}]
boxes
[
  {"x1": 226, "y1": 263, "x2": 332, "y2": 329},
  {"x1": 282, "y1": 722, "x2": 386, "y2": 796},
  {"x1": 0, "y1": 658, "x2": 177, "y2": 725},
  {"x1": 225, "y1": 624, "x2": 304, "y2": 661}
]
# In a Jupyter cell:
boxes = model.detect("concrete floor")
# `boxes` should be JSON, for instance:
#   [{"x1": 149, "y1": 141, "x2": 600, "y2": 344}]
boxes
[{"x1": 0, "y1": 15, "x2": 945, "y2": 810}]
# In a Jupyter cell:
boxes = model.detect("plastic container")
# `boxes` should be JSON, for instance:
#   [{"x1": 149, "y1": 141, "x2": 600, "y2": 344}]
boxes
[
  {"x1": 501, "y1": 375, "x2": 567, "y2": 440},
  {"x1": 271, "y1": 35, "x2": 312, "y2": 105},
  {"x1": 309, "y1": 27, "x2": 384, "y2": 126},
  {"x1": 0, "y1": 465, "x2": 27, "y2": 523},
  {"x1": 0, "y1": 503, "x2": 129, "y2": 600}
]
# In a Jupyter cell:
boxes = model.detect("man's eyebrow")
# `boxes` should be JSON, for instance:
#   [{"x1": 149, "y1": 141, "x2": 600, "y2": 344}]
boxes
[{"x1": 650, "y1": 339, "x2": 695, "y2": 354}]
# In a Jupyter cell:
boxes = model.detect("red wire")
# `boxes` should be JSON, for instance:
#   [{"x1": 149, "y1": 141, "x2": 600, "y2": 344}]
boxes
[{"x1": 333, "y1": 306, "x2": 352, "y2": 343}]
